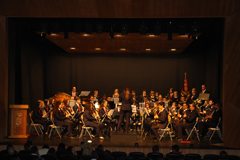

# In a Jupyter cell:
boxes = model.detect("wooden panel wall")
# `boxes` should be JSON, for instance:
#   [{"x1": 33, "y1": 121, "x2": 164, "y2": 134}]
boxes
[
  {"x1": 0, "y1": 0, "x2": 240, "y2": 18},
  {"x1": 223, "y1": 11, "x2": 240, "y2": 149},
  {"x1": 0, "y1": 16, "x2": 8, "y2": 140}
]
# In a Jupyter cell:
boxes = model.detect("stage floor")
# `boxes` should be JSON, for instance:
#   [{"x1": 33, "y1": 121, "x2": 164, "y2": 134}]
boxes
[{"x1": 0, "y1": 131, "x2": 230, "y2": 150}]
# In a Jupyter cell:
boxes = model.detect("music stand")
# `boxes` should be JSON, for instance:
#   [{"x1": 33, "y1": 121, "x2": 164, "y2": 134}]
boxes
[
  {"x1": 79, "y1": 91, "x2": 91, "y2": 97},
  {"x1": 198, "y1": 93, "x2": 210, "y2": 100}
]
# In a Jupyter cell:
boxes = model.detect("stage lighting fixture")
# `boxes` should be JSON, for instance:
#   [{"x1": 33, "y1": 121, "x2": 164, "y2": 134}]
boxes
[
  {"x1": 96, "y1": 24, "x2": 103, "y2": 34},
  {"x1": 40, "y1": 23, "x2": 47, "y2": 37},
  {"x1": 168, "y1": 21, "x2": 172, "y2": 40},
  {"x1": 121, "y1": 24, "x2": 128, "y2": 35},
  {"x1": 154, "y1": 22, "x2": 161, "y2": 35},
  {"x1": 85, "y1": 23, "x2": 93, "y2": 34},
  {"x1": 110, "y1": 24, "x2": 114, "y2": 39},
  {"x1": 140, "y1": 23, "x2": 147, "y2": 35},
  {"x1": 178, "y1": 22, "x2": 186, "y2": 35},
  {"x1": 191, "y1": 22, "x2": 198, "y2": 40}
]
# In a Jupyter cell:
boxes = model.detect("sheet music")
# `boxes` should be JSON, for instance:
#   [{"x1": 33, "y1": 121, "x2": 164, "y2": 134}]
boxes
[
  {"x1": 139, "y1": 102, "x2": 145, "y2": 109},
  {"x1": 131, "y1": 105, "x2": 137, "y2": 113},
  {"x1": 79, "y1": 91, "x2": 91, "y2": 97},
  {"x1": 69, "y1": 100, "x2": 76, "y2": 107},
  {"x1": 109, "y1": 109, "x2": 114, "y2": 116},
  {"x1": 112, "y1": 98, "x2": 119, "y2": 104}
]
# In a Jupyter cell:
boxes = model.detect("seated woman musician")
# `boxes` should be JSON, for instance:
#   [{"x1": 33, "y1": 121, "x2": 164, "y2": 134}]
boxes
[
  {"x1": 130, "y1": 104, "x2": 141, "y2": 132},
  {"x1": 144, "y1": 102, "x2": 154, "y2": 132},
  {"x1": 53, "y1": 101, "x2": 74, "y2": 138},
  {"x1": 151, "y1": 102, "x2": 168, "y2": 140},
  {"x1": 99, "y1": 100, "x2": 111, "y2": 137},
  {"x1": 83, "y1": 102, "x2": 104, "y2": 140},
  {"x1": 32, "y1": 100, "x2": 49, "y2": 135}
]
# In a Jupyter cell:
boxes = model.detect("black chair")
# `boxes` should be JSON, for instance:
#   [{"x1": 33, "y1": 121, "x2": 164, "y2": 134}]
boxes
[
  {"x1": 185, "y1": 154, "x2": 201, "y2": 160},
  {"x1": 0, "y1": 154, "x2": 18, "y2": 160},
  {"x1": 138, "y1": 157, "x2": 149, "y2": 160},
  {"x1": 105, "y1": 156, "x2": 116, "y2": 160},
  {"x1": 76, "y1": 150, "x2": 82, "y2": 156},
  {"x1": 19, "y1": 154, "x2": 39, "y2": 160},
  {"x1": 59, "y1": 154, "x2": 77, "y2": 160},
  {"x1": 166, "y1": 153, "x2": 184, "y2": 160},
  {"x1": 0, "y1": 150, "x2": 8, "y2": 155},
  {"x1": 203, "y1": 154, "x2": 220, "y2": 160},
  {"x1": 18, "y1": 150, "x2": 32, "y2": 157},
  {"x1": 41, "y1": 154, "x2": 58, "y2": 160},
  {"x1": 176, "y1": 158, "x2": 192, "y2": 160},
  {"x1": 82, "y1": 155, "x2": 92, "y2": 160},
  {"x1": 112, "y1": 151, "x2": 127, "y2": 159},
  {"x1": 129, "y1": 152, "x2": 145, "y2": 160},
  {"x1": 227, "y1": 155, "x2": 240, "y2": 160},
  {"x1": 147, "y1": 152, "x2": 164, "y2": 160},
  {"x1": 126, "y1": 156, "x2": 135, "y2": 160}
]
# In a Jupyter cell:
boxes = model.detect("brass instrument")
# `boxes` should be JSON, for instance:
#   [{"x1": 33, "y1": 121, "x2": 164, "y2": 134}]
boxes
[
  {"x1": 92, "y1": 108, "x2": 101, "y2": 123},
  {"x1": 173, "y1": 107, "x2": 180, "y2": 125},
  {"x1": 179, "y1": 109, "x2": 188, "y2": 124},
  {"x1": 63, "y1": 107, "x2": 75, "y2": 122}
]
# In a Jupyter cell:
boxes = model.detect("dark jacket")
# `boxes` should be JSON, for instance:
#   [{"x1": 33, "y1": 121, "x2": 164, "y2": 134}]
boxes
[
  {"x1": 83, "y1": 110, "x2": 96, "y2": 125},
  {"x1": 119, "y1": 92, "x2": 133, "y2": 111},
  {"x1": 185, "y1": 109, "x2": 198, "y2": 124}
]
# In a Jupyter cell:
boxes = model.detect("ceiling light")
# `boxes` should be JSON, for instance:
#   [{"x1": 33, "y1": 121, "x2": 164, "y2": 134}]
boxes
[
  {"x1": 146, "y1": 49, "x2": 151, "y2": 51},
  {"x1": 95, "y1": 48, "x2": 101, "y2": 50},
  {"x1": 120, "y1": 48, "x2": 126, "y2": 51},
  {"x1": 149, "y1": 35, "x2": 155, "y2": 37},
  {"x1": 70, "y1": 47, "x2": 76, "y2": 50},
  {"x1": 171, "y1": 49, "x2": 176, "y2": 51},
  {"x1": 116, "y1": 34, "x2": 122, "y2": 37},
  {"x1": 83, "y1": 34, "x2": 89, "y2": 36},
  {"x1": 51, "y1": 33, "x2": 57, "y2": 36}
]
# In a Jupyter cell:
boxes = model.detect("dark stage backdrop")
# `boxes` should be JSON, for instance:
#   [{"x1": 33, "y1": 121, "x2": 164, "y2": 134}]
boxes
[{"x1": 8, "y1": 21, "x2": 222, "y2": 109}]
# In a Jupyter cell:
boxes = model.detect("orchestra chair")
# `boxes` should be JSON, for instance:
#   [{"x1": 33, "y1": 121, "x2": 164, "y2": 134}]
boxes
[
  {"x1": 159, "y1": 118, "x2": 172, "y2": 141},
  {"x1": 129, "y1": 152, "x2": 145, "y2": 160},
  {"x1": 207, "y1": 117, "x2": 222, "y2": 140},
  {"x1": 203, "y1": 154, "x2": 219, "y2": 160},
  {"x1": 185, "y1": 117, "x2": 200, "y2": 141},
  {"x1": 226, "y1": 155, "x2": 240, "y2": 160},
  {"x1": 59, "y1": 154, "x2": 77, "y2": 160},
  {"x1": 28, "y1": 111, "x2": 43, "y2": 136},
  {"x1": 166, "y1": 153, "x2": 184, "y2": 160},
  {"x1": 19, "y1": 154, "x2": 39, "y2": 160},
  {"x1": 112, "y1": 151, "x2": 127, "y2": 160},
  {"x1": 79, "y1": 116, "x2": 93, "y2": 139},
  {"x1": 41, "y1": 154, "x2": 58, "y2": 160},
  {"x1": 185, "y1": 153, "x2": 201, "y2": 160},
  {"x1": 47, "y1": 119, "x2": 63, "y2": 138},
  {"x1": 147, "y1": 152, "x2": 164, "y2": 160}
]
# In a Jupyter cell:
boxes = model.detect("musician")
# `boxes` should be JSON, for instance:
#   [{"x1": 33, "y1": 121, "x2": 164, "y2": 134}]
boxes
[
  {"x1": 53, "y1": 101, "x2": 74, "y2": 137},
  {"x1": 73, "y1": 97, "x2": 83, "y2": 126},
  {"x1": 166, "y1": 88, "x2": 174, "y2": 99},
  {"x1": 201, "y1": 84, "x2": 210, "y2": 94},
  {"x1": 99, "y1": 100, "x2": 111, "y2": 137},
  {"x1": 48, "y1": 97, "x2": 55, "y2": 109},
  {"x1": 44, "y1": 99, "x2": 52, "y2": 121},
  {"x1": 158, "y1": 95, "x2": 163, "y2": 102},
  {"x1": 169, "y1": 102, "x2": 178, "y2": 119},
  {"x1": 172, "y1": 91, "x2": 180, "y2": 103},
  {"x1": 32, "y1": 101, "x2": 49, "y2": 134},
  {"x1": 132, "y1": 90, "x2": 138, "y2": 105},
  {"x1": 99, "y1": 94, "x2": 107, "y2": 105},
  {"x1": 69, "y1": 87, "x2": 79, "y2": 98},
  {"x1": 151, "y1": 102, "x2": 168, "y2": 140},
  {"x1": 93, "y1": 90, "x2": 99, "y2": 100},
  {"x1": 155, "y1": 92, "x2": 159, "y2": 101},
  {"x1": 178, "y1": 103, "x2": 188, "y2": 118},
  {"x1": 199, "y1": 103, "x2": 222, "y2": 139},
  {"x1": 179, "y1": 96, "x2": 186, "y2": 104},
  {"x1": 83, "y1": 103, "x2": 104, "y2": 139},
  {"x1": 113, "y1": 92, "x2": 120, "y2": 98},
  {"x1": 117, "y1": 87, "x2": 133, "y2": 133},
  {"x1": 144, "y1": 102, "x2": 154, "y2": 132},
  {"x1": 130, "y1": 104, "x2": 141, "y2": 131},
  {"x1": 112, "y1": 89, "x2": 119, "y2": 97},
  {"x1": 139, "y1": 90, "x2": 148, "y2": 102},
  {"x1": 181, "y1": 83, "x2": 191, "y2": 102},
  {"x1": 189, "y1": 88, "x2": 198, "y2": 104},
  {"x1": 175, "y1": 103, "x2": 198, "y2": 140},
  {"x1": 149, "y1": 90, "x2": 155, "y2": 102},
  {"x1": 112, "y1": 104, "x2": 121, "y2": 131}
]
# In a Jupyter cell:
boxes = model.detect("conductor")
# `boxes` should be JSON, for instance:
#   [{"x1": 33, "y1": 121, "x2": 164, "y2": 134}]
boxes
[{"x1": 117, "y1": 87, "x2": 133, "y2": 133}]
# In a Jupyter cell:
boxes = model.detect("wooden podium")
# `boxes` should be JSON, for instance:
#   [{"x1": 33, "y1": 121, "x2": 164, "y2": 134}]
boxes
[{"x1": 8, "y1": 105, "x2": 29, "y2": 138}]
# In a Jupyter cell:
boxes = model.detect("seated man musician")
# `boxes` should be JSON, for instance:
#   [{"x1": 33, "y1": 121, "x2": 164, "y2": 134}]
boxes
[
  {"x1": 175, "y1": 103, "x2": 198, "y2": 141},
  {"x1": 99, "y1": 100, "x2": 111, "y2": 137}
]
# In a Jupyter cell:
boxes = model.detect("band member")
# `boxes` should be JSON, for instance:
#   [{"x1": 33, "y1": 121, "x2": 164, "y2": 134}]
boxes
[
  {"x1": 69, "y1": 87, "x2": 79, "y2": 97},
  {"x1": 32, "y1": 101, "x2": 49, "y2": 134},
  {"x1": 167, "y1": 88, "x2": 174, "y2": 99},
  {"x1": 175, "y1": 103, "x2": 198, "y2": 140},
  {"x1": 143, "y1": 102, "x2": 154, "y2": 132},
  {"x1": 130, "y1": 104, "x2": 141, "y2": 131},
  {"x1": 117, "y1": 87, "x2": 133, "y2": 133},
  {"x1": 83, "y1": 103, "x2": 104, "y2": 139},
  {"x1": 189, "y1": 88, "x2": 198, "y2": 104},
  {"x1": 172, "y1": 91, "x2": 180, "y2": 103},
  {"x1": 99, "y1": 100, "x2": 111, "y2": 137},
  {"x1": 169, "y1": 102, "x2": 178, "y2": 120},
  {"x1": 139, "y1": 90, "x2": 148, "y2": 102},
  {"x1": 181, "y1": 83, "x2": 191, "y2": 103},
  {"x1": 179, "y1": 96, "x2": 186, "y2": 104},
  {"x1": 112, "y1": 89, "x2": 119, "y2": 97},
  {"x1": 149, "y1": 91, "x2": 155, "y2": 102},
  {"x1": 158, "y1": 95, "x2": 163, "y2": 103},
  {"x1": 132, "y1": 90, "x2": 138, "y2": 105},
  {"x1": 201, "y1": 84, "x2": 210, "y2": 94},
  {"x1": 73, "y1": 97, "x2": 84, "y2": 114},
  {"x1": 113, "y1": 92, "x2": 120, "y2": 98},
  {"x1": 93, "y1": 90, "x2": 99, "y2": 100},
  {"x1": 48, "y1": 97, "x2": 55, "y2": 109},
  {"x1": 151, "y1": 102, "x2": 168, "y2": 139},
  {"x1": 155, "y1": 92, "x2": 159, "y2": 102},
  {"x1": 199, "y1": 103, "x2": 222, "y2": 139},
  {"x1": 53, "y1": 101, "x2": 74, "y2": 137},
  {"x1": 112, "y1": 104, "x2": 121, "y2": 131},
  {"x1": 99, "y1": 94, "x2": 107, "y2": 105}
]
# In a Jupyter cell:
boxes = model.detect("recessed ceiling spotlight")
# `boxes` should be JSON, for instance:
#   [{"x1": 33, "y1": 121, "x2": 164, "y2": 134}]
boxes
[
  {"x1": 51, "y1": 33, "x2": 57, "y2": 36},
  {"x1": 120, "y1": 48, "x2": 126, "y2": 51},
  {"x1": 83, "y1": 34, "x2": 89, "y2": 36},
  {"x1": 149, "y1": 35, "x2": 155, "y2": 37},
  {"x1": 171, "y1": 49, "x2": 176, "y2": 51},
  {"x1": 95, "y1": 48, "x2": 101, "y2": 50},
  {"x1": 70, "y1": 47, "x2": 76, "y2": 50},
  {"x1": 116, "y1": 34, "x2": 122, "y2": 37},
  {"x1": 146, "y1": 49, "x2": 151, "y2": 51}
]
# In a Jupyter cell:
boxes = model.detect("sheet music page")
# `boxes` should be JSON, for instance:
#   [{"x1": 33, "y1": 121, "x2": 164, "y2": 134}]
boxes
[
  {"x1": 131, "y1": 105, "x2": 137, "y2": 113},
  {"x1": 69, "y1": 100, "x2": 76, "y2": 107},
  {"x1": 80, "y1": 91, "x2": 91, "y2": 97}
]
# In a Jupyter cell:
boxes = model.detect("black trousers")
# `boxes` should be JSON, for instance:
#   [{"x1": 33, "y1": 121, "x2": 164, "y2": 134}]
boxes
[
  {"x1": 199, "y1": 121, "x2": 217, "y2": 137},
  {"x1": 85, "y1": 121, "x2": 103, "y2": 137},
  {"x1": 33, "y1": 119, "x2": 48, "y2": 133},
  {"x1": 55, "y1": 120, "x2": 74, "y2": 137},
  {"x1": 175, "y1": 123, "x2": 194, "y2": 138},
  {"x1": 117, "y1": 110, "x2": 131, "y2": 131}
]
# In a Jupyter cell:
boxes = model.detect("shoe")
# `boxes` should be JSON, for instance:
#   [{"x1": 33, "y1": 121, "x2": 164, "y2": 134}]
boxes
[
  {"x1": 91, "y1": 135, "x2": 95, "y2": 138},
  {"x1": 99, "y1": 136, "x2": 104, "y2": 140}
]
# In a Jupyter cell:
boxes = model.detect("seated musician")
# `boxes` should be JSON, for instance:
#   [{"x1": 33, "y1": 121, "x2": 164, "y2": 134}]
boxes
[
  {"x1": 144, "y1": 102, "x2": 154, "y2": 132},
  {"x1": 166, "y1": 88, "x2": 174, "y2": 99},
  {"x1": 132, "y1": 90, "x2": 138, "y2": 105},
  {"x1": 175, "y1": 103, "x2": 198, "y2": 141},
  {"x1": 113, "y1": 92, "x2": 119, "y2": 98},
  {"x1": 112, "y1": 89, "x2": 119, "y2": 97},
  {"x1": 99, "y1": 100, "x2": 111, "y2": 137},
  {"x1": 48, "y1": 97, "x2": 55, "y2": 109},
  {"x1": 44, "y1": 99, "x2": 52, "y2": 120},
  {"x1": 151, "y1": 102, "x2": 168, "y2": 140},
  {"x1": 130, "y1": 104, "x2": 141, "y2": 132},
  {"x1": 83, "y1": 103, "x2": 104, "y2": 140},
  {"x1": 172, "y1": 91, "x2": 180, "y2": 103},
  {"x1": 32, "y1": 101, "x2": 49, "y2": 134},
  {"x1": 53, "y1": 101, "x2": 74, "y2": 138},
  {"x1": 93, "y1": 90, "x2": 99, "y2": 100},
  {"x1": 112, "y1": 104, "x2": 121, "y2": 131},
  {"x1": 99, "y1": 94, "x2": 107, "y2": 105},
  {"x1": 155, "y1": 92, "x2": 159, "y2": 102},
  {"x1": 150, "y1": 90, "x2": 155, "y2": 102},
  {"x1": 199, "y1": 103, "x2": 222, "y2": 140},
  {"x1": 189, "y1": 88, "x2": 198, "y2": 104},
  {"x1": 169, "y1": 102, "x2": 178, "y2": 121},
  {"x1": 158, "y1": 95, "x2": 163, "y2": 103},
  {"x1": 139, "y1": 90, "x2": 148, "y2": 102},
  {"x1": 69, "y1": 86, "x2": 79, "y2": 98}
]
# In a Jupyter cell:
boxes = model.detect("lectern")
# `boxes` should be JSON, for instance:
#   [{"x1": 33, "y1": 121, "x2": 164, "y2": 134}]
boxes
[{"x1": 8, "y1": 105, "x2": 29, "y2": 138}]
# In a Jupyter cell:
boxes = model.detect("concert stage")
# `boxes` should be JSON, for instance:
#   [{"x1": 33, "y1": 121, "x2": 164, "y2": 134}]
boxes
[{"x1": 1, "y1": 132, "x2": 240, "y2": 157}]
